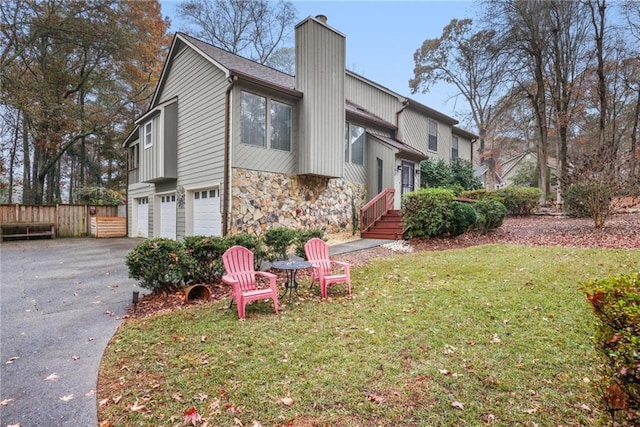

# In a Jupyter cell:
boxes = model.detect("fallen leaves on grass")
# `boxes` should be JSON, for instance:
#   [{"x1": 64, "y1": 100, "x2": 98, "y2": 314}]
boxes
[{"x1": 183, "y1": 406, "x2": 202, "y2": 426}]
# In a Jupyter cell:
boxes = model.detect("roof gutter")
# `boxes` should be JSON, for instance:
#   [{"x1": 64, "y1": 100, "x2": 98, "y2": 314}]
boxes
[{"x1": 223, "y1": 74, "x2": 238, "y2": 236}]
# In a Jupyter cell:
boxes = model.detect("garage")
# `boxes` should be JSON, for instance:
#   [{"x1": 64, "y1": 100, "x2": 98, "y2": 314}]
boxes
[
  {"x1": 192, "y1": 188, "x2": 222, "y2": 236},
  {"x1": 135, "y1": 197, "x2": 148, "y2": 238},
  {"x1": 159, "y1": 194, "x2": 176, "y2": 239}
]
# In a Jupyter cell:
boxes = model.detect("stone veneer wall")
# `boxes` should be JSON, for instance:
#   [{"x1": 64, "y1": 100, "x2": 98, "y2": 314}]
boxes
[{"x1": 230, "y1": 168, "x2": 366, "y2": 236}]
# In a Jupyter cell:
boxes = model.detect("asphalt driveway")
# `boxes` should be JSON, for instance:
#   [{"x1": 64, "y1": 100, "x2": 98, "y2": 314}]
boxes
[{"x1": 0, "y1": 237, "x2": 142, "y2": 427}]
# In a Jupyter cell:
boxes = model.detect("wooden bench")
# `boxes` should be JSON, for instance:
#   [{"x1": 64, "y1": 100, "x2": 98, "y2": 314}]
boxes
[{"x1": 0, "y1": 223, "x2": 56, "y2": 241}]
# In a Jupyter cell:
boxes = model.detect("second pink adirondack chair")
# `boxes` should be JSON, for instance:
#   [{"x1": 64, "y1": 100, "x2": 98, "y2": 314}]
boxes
[
  {"x1": 304, "y1": 238, "x2": 352, "y2": 299},
  {"x1": 222, "y1": 245, "x2": 279, "y2": 319}
]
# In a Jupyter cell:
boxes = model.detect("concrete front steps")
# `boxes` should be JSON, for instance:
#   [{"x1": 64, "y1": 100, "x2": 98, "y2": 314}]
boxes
[{"x1": 360, "y1": 210, "x2": 403, "y2": 240}]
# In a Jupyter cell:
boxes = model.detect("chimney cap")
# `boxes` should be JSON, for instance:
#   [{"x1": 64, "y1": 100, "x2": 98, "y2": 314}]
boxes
[{"x1": 315, "y1": 14, "x2": 327, "y2": 24}]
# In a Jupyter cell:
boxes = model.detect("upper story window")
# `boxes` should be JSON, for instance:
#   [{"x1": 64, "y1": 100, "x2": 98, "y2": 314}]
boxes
[
  {"x1": 428, "y1": 119, "x2": 438, "y2": 152},
  {"x1": 344, "y1": 122, "x2": 365, "y2": 165},
  {"x1": 452, "y1": 136, "x2": 459, "y2": 159},
  {"x1": 241, "y1": 91, "x2": 292, "y2": 151},
  {"x1": 270, "y1": 100, "x2": 292, "y2": 151},
  {"x1": 128, "y1": 143, "x2": 139, "y2": 170},
  {"x1": 144, "y1": 121, "x2": 153, "y2": 149},
  {"x1": 241, "y1": 91, "x2": 266, "y2": 147}
]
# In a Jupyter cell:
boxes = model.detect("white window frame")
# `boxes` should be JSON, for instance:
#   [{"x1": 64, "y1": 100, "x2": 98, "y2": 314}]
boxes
[
  {"x1": 143, "y1": 121, "x2": 153, "y2": 149},
  {"x1": 428, "y1": 119, "x2": 438, "y2": 152}
]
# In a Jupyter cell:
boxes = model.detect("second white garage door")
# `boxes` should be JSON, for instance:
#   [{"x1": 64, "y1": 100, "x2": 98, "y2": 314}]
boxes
[
  {"x1": 193, "y1": 189, "x2": 221, "y2": 236},
  {"x1": 160, "y1": 194, "x2": 176, "y2": 239}
]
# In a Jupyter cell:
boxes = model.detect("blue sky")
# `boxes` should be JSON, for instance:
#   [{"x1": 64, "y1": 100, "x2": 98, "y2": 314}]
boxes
[{"x1": 160, "y1": 1, "x2": 478, "y2": 120}]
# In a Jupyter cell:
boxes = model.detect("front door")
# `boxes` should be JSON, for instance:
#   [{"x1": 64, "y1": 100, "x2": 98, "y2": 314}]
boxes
[{"x1": 400, "y1": 160, "x2": 415, "y2": 195}]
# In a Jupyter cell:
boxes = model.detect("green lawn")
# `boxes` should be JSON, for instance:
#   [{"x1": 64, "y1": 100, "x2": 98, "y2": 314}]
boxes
[{"x1": 98, "y1": 244, "x2": 638, "y2": 426}]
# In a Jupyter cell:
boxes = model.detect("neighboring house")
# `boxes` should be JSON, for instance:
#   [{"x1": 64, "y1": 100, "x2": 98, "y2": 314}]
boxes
[
  {"x1": 500, "y1": 152, "x2": 557, "y2": 189},
  {"x1": 123, "y1": 15, "x2": 477, "y2": 239}
]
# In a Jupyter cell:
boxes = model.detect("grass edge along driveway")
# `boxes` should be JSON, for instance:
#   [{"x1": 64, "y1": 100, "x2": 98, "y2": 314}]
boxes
[{"x1": 98, "y1": 244, "x2": 638, "y2": 426}]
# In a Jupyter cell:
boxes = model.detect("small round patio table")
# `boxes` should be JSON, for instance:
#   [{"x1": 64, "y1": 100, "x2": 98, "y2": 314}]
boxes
[{"x1": 271, "y1": 260, "x2": 311, "y2": 301}]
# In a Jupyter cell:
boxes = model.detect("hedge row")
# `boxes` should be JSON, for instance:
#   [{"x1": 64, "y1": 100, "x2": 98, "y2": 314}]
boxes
[
  {"x1": 460, "y1": 186, "x2": 542, "y2": 216},
  {"x1": 402, "y1": 188, "x2": 507, "y2": 238}
]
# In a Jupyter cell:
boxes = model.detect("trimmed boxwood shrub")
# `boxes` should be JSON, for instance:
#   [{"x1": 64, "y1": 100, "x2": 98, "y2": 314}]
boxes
[
  {"x1": 583, "y1": 272, "x2": 640, "y2": 423},
  {"x1": 460, "y1": 189, "x2": 505, "y2": 204},
  {"x1": 496, "y1": 186, "x2": 541, "y2": 215},
  {"x1": 125, "y1": 238, "x2": 192, "y2": 294},
  {"x1": 263, "y1": 226, "x2": 298, "y2": 261},
  {"x1": 183, "y1": 235, "x2": 229, "y2": 283},
  {"x1": 450, "y1": 201, "x2": 479, "y2": 237},
  {"x1": 403, "y1": 188, "x2": 456, "y2": 238},
  {"x1": 473, "y1": 199, "x2": 507, "y2": 234}
]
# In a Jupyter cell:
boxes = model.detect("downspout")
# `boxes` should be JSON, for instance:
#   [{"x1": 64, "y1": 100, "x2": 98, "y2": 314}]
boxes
[{"x1": 223, "y1": 74, "x2": 238, "y2": 236}]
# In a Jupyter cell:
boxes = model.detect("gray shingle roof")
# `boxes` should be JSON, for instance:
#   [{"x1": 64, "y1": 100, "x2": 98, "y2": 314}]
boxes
[{"x1": 178, "y1": 33, "x2": 297, "y2": 91}]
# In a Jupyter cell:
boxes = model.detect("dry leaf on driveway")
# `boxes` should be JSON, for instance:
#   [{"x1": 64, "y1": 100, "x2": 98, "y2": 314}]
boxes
[{"x1": 44, "y1": 373, "x2": 59, "y2": 381}]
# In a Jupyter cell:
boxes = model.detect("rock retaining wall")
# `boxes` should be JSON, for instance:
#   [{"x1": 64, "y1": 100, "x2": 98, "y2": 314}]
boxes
[{"x1": 230, "y1": 168, "x2": 366, "y2": 236}]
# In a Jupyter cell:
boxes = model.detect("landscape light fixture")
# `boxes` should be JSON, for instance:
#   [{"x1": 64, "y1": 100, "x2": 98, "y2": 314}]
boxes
[{"x1": 132, "y1": 291, "x2": 139, "y2": 312}]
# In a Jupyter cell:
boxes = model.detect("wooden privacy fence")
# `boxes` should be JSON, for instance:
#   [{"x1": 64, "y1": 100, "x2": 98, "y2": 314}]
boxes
[{"x1": 0, "y1": 204, "x2": 122, "y2": 238}]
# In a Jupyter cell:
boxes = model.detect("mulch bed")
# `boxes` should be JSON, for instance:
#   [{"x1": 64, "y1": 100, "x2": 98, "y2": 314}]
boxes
[{"x1": 126, "y1": 213, "x2": 640, "y2": 319}]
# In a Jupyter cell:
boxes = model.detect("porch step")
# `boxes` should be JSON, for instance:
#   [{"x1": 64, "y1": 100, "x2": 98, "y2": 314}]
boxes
[{"x1": 361, "y1": 210, "x2": 403, "y2": 240}]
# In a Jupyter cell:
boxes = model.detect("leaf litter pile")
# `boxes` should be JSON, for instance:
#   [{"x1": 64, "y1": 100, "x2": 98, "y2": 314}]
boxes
[{"x1": 127, "y1": 213, "x2": 640, "y2": 320}]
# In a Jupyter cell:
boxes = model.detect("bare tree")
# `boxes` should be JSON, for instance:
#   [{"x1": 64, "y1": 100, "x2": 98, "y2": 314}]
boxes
[
  {"x1": 177, "y1": 0, "x2": 296, "y2": 67},
  {"x1": 410, "y1": 18, "x2": 511, "y2": 189}
]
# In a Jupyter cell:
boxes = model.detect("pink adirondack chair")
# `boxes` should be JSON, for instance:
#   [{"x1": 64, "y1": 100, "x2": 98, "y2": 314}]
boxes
[
  {"x1": 304, "y1": 238, "x2": 352, "y2": 299},
  {"x1": 222, "y1": 245, "x2": 279, "y2": 319}
]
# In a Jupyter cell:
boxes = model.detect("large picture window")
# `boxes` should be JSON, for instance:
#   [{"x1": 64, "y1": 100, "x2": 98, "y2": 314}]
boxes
[
  {"x1": 344, "y1": 122, "x2": 365, "y2": 165},
  {"x1": 428, "y1": 119, "x2": 438, "y2": 152},
  {"x1": 241, "y1": 91, "x2": 292, "y2": 151},
  {"x1": 270, "y1": 100, "x2": 292, "y2": 151},
  {"x1": 241, "y1": 91, "x2": 266, "y2": 147}
]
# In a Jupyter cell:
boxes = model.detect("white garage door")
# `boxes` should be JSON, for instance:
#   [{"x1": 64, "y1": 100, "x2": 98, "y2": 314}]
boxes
[
  {"x1": 193, "y1": 189, "x2": 222, "y2": 236},
  {"x1": 135, "y1": 197, "x2": 148, "y2": 238},
  {"x1": 160, "y1": 194, "x2": 176, "y2": 239}
]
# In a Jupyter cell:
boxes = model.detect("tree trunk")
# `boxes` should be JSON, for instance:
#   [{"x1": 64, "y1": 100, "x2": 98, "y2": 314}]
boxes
[
  {"x1": 631, "y1": 88, "x2": 640, "y2": 180},
  {"x1": 22, "y1": 120, "x2": 33, "y2": 204},
  {"x1": 8, "y1": 112, "x2": 20, "y2": 204}
]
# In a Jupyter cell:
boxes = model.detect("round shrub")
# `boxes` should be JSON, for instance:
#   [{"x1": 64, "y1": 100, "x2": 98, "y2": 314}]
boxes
[
  {"x1": 403, "y1": 188, "x2": 456, "y2": 238},
  {"x1": 450, "y1": 201, "x2": 479, "y2": 237},
  {"x1": 125, "y1": 238, "x2": 192, "y2": 294},
  {"x1": 183, "y1": 235, "x2": 228, "y2": 283},
  {"x1": 263, "y1": 226, "x2": 298, "y2": 261},
  {"x1": 474, "y1": 199, "x2": 507, "y2": 234},
  {"x1": 496, "y1": 186, "x2": 541, "y2": 215}
]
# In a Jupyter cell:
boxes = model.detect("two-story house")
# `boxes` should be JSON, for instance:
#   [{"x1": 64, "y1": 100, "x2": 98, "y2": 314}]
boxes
[{"x1": 123, "y1": 15, "x2": 476, "y2": 240}]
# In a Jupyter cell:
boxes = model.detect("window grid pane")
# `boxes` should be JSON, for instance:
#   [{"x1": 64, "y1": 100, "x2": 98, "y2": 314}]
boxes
[{"x1": 428, "y1": 120, "x2": 438, "y2": 152}]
